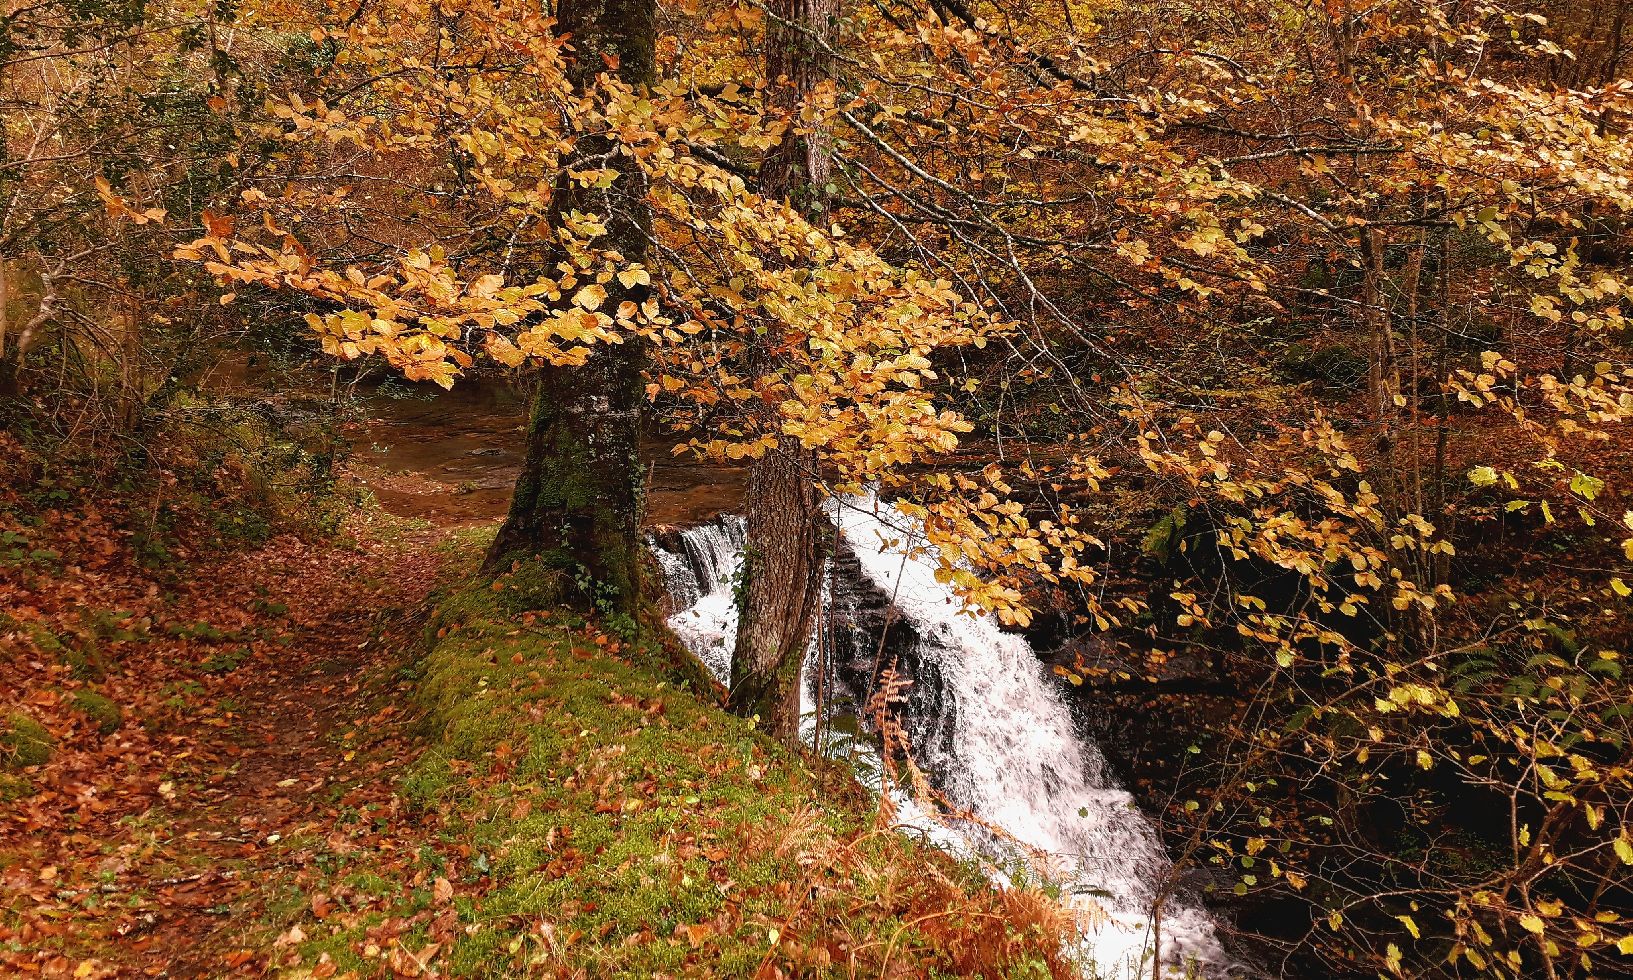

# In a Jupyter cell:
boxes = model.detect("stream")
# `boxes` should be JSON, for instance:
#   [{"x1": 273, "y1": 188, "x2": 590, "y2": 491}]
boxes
[
  {"x1": 653, "y1": 501, "x2": 1235, "y2": 979},
  {"x1": 352, "y1": 381, "x2": 1237, "y2": 979},
  {"x1": 347, "y1": 380, "x2": 747, "y2": 528}
]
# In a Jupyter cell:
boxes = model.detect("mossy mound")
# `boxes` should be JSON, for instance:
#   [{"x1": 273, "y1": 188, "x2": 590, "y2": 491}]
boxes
[
  {"x1": 1, "y1": 712, "x2": 54, "y2": 769},
  {"x1": 1277, "y1": 340, "x2": 1368, "y2": 388},
  {"x1": 69, "y1": 690, "x2": 123, "y2": 735},
  {"x1": 261, "y1": 578, "x2": 1072, "y2": 979},
  {"x1": 0, "y1": 772, "x2": 35, "y2": 801},
  {"x1": 19, "y1": 620, "x2": 108, "y2": 679}
]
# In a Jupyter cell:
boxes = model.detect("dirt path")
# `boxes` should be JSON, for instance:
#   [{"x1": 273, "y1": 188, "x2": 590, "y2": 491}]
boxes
[{"x1": 1, "y1": 519, "x2": 452, "y2": 978}]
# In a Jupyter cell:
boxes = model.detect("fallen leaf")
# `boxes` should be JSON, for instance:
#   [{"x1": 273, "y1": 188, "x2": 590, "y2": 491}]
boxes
[{"x1": 681, "y1": 922, "x2": 713, "y2": 948}]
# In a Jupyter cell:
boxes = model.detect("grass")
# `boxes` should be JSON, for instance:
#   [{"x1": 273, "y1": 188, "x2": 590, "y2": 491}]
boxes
[{"x1": 258, "y1": 568, "x2": 1074, "y2": 978}]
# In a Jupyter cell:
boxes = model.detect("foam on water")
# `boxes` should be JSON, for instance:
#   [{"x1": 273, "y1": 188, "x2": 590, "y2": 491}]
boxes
[{"x1": 657, "y1": 515, "x2": 746, "y2": 681}]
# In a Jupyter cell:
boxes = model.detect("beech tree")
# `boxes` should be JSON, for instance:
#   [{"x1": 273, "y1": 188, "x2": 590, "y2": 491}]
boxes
[
  {"x1": 483, "y1": 0, "x2": 657, "y2": 618},
  {"x1": 726, "y1": 0, "x2": 840, "y2": 742},
  {"x1": 149, "y1": 0, "x2": 1633, "y2": 971}
]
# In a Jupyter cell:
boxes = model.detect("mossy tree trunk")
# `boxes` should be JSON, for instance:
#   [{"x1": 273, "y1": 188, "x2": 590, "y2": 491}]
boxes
[
  {"x1": 727, "y1": 0, "x2": 837, "y2": 745},
  {"x1": 483, "y1": 0, "x2": 656, "y2": 621}
]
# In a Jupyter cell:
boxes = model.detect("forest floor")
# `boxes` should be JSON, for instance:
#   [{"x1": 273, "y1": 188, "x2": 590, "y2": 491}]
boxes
[
  {"x1": 2, "y1": 465, "x2": 1072, "y2": 978},
  {"x1": 1, "y1": 490, "x2": 454, "y2": 977}
]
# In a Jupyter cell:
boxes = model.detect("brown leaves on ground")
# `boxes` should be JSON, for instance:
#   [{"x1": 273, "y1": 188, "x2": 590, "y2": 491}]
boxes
[{"x1": 0, "y1": 473, "x2": 448, "y2": 977}]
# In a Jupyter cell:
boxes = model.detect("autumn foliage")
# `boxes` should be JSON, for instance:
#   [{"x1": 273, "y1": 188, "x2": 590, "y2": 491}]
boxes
[{"x1": 6, "y1": 0, "x2": 1633, "y2": 975}]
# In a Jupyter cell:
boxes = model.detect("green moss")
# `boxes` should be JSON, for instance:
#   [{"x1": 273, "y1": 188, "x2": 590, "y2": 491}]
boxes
[
  {"x1": 70, "y1": 690, "x2": 123, "y2": 734},
  {"x1": 2, "y1": 712, "x2": 54, "y2": 769},
  {"x1": 13, "y1": 616, "x2": 122, "y2": 680},
  {"x1": 0, "y1": 772, "x2": 35, "y2": 801},
  {"x1": 259, "y1": 576, "x2": 1066, "y2": 978}
]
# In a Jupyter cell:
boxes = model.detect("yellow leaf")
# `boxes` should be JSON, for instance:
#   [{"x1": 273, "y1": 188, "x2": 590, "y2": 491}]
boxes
[
  {"x1": 485, "y1": 334, "x2": 526, "y2": 368},
  {"x1": 1520, "y1": 915, "x2": 1545, "y2": 935},
  {"x1": 574, "y1": 283, "x2": 607, "y2": 311}
]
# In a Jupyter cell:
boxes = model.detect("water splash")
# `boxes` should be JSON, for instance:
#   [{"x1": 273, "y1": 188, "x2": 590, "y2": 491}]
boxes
[{"x1": 653, "y1": 514, "x2": 746, "y2": 682}]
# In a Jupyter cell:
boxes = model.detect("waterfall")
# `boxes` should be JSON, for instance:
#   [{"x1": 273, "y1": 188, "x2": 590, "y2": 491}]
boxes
[
  {"x1": 652, "y1": 514, "x2": 746, "y2": 682},
  {"x1": 650, "y1": 499, "x2": 1234, "y2": 978},
  {"x1": 828, "y1": 494, "x2": 1232, "y2": 978},
  {"x1": 651, "y1": 514, "x2": 823, "y2": 739}
]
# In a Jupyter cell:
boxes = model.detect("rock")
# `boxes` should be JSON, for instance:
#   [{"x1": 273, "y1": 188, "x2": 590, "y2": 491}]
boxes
[{"x1": 824, "y1": 543, "x2": 958, "y2": 765}]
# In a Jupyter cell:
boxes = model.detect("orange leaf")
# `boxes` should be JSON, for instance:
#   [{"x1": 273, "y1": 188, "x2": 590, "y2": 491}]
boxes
[{"x1": 681, "y1": 922, "x2": 713, "y2": 948}]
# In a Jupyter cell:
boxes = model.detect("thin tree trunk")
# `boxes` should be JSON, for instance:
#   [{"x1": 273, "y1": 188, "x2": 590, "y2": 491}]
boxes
[
  {"x1": 1432, "y1": 229, "x2": 1453, "y2": 589},
  {"x1": 727, "y1": 0, "x2": 837, "y2": 745},
  {"x1": 0, "y1": 255, "x2": 12, "y2": 404},
  {"x1": 484, "y1": 0, "x2": 656, "y2": 622}
]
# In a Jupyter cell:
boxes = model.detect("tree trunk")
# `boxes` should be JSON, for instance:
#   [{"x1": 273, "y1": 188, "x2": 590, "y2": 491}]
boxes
[
  {"x1": 726, "y1": 0, "x2": 837, "y2": 745},
  {"x1": 483, "y1": 0, "x2": 655, "y2": 622},
  {"x1": 729, "y1": 444, "x2": 825, "y2": 738},
  {"x1": 758, "y1": 0, "x2": 837, "y2": 210}
]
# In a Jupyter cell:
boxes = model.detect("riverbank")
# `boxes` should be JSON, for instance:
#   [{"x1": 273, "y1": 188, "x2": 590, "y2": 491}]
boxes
[{"x1": 0, "y1": 465, "x2": 1072, "y2": 977}]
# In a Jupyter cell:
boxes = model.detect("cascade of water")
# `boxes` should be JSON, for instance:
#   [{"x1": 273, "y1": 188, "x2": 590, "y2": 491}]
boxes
[
  {"x1": 653, "y1": 515, "x2": 746, "y2": 682},
  {"x1": 650, "y1": 500, "x2": 1234, "y2": 978},
  {"x1": 828, "y1": 494, "x2": 1231, "y2": 977}
]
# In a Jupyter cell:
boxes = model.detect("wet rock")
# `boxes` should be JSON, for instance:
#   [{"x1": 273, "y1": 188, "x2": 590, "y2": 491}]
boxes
[{"x1": 824, "y1": 543, "x2": 957, "y2": 765}]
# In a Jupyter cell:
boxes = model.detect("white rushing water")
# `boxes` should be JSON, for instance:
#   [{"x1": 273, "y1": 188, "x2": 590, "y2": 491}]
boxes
[
  {"x1": 652, "y1": 498, "x2": 1233, "y2": 979},
  {"x1": 655, "y1": 515, "x2": 747, "y2": 682}
]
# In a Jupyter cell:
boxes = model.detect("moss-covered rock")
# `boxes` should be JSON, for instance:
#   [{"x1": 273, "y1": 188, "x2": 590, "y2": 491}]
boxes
[
  {"x1": 1, "y1": 712, "x2": 54, "y2": 769},
  {"x1": 22, "y1": 621, "x2": 107, "y2": 679},
  {"x1": 0, "y1": 772, "x2": 35, "y2": 802},
  {"x1": 70, "y1": 690, "x2": 123, "y2": 734}
]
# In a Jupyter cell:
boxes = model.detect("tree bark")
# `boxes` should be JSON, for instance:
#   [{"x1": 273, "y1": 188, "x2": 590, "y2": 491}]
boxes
[
  {"x1": 484, "y1": 0, "x2": 656, "y2": 622},
  {"x1": 729, "y1": 445, "x2": 825, "y2": 738},
  {"x1": 726, "y1": 0, "x2": 837, "y2": 745},
  {"x1": 758, "y1": 0, "x2": 837, "y2": 209}
]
